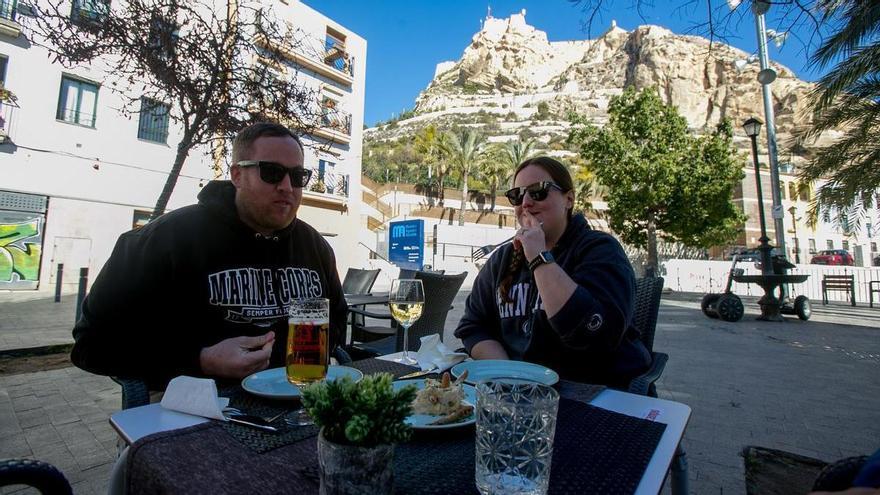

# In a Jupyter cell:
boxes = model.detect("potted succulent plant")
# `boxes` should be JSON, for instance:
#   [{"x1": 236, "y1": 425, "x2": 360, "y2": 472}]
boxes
[{"x1": 301, "y1": 373, "x2": 416, "y2": 495}]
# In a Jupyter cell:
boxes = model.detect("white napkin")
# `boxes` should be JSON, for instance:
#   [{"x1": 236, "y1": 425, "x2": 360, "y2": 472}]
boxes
[
  {"x1": 414, "y1": 334, "x2": 468, "y2": 372},
  {"x1": 160, "y1": 376, "x2": 230, "y2": 421}
]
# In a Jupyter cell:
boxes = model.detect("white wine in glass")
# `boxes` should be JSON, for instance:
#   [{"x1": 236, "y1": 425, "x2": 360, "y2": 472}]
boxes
[{"x1": 389, "y1": 279, "x2": 424, "y2": 365}]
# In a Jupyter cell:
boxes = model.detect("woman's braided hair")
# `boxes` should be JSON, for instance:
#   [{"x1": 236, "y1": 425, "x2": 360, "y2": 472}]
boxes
[{"x1": 498, "y1": 157, "x2": 574, "y2": 303}]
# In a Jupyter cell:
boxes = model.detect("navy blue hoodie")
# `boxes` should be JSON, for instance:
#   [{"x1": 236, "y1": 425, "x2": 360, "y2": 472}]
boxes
[
  {"x1": 455, "y1": 214, "x2": 650, "y2": 388},
  {"x1": 71, "y1": 181, "x2": 346, "y2": 390}
]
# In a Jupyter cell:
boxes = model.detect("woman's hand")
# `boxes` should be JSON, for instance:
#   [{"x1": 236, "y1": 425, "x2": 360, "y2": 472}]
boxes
[{"x1": 515, "y1": 210, "x2": 546, "y2": 262}]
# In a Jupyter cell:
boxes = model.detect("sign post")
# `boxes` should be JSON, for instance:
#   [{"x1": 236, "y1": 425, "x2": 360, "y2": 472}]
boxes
[{"x1": 388, "y1": 219, "x2": 424, "y2": 271}]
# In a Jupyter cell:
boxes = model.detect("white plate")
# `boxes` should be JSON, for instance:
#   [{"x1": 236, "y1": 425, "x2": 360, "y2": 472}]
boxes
[
  {"x1": 241, "y1": 366, "x2": 363, "y2": 400},
  {"x1": 393, "y1": 379, "x2": 476, "y2": 430},
  {"x1": 450, "y1": 360, "x2": 559, "y2": 386}
]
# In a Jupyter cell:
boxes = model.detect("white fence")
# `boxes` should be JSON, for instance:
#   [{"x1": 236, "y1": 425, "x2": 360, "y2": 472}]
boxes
[{"x1": 663, "y1": 259, "x2": 880, "y2": 305}]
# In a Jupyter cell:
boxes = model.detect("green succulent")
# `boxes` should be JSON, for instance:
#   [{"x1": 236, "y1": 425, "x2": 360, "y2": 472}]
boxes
[{"x1": 301, "y1": 373, "x2": 417, "y2": 447}]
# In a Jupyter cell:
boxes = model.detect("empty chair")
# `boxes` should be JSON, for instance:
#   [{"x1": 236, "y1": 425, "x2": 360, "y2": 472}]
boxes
[
  {"x1": 341, "y1": 268, "x2": 381, "y2": 295},
  {"x1": 0, "y1": 459, "x2": 73, "y2": 495},
  {"x1": 349, "y1": 271, "x2": 467, "y2": 356}
]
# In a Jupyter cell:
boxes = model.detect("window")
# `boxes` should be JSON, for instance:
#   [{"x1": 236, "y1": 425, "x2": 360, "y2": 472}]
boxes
[
  {"x1": 798, "y1": 183, "x2": 810, "y2": 202},
  {"x1": 0, "y1": 0, "x2": 16, "y2": 21},
  {"x1": 780, "y1": 182, "x2": 787, "y2": 200},
  {"x1": 137, "y1": 97, "x2": 169, "y2": 143},
  {"x1": 149, "y1": 17, "x2": 179, "y2": 61},
  {"x1": 70, "y1": 0, "x2": 109, "y2": 26},
  {"x1": 826, "y1": 240, "x2": 834, "y2": 250},
  {"x1": 808, "y1": 238, "x2": 816, "y2": 254},
  {"x1": 56, "y1": 75, "x2": 98, "y2": 127},
  {"x1": 872, "y1": 242, "x2": 877, "y2": 253},
  {"x1": 0, "y1": 55, "x2": 7, "y2": 86},
  {"x1": 842, "y1": 240, "x2": 849, "y2": 251}
]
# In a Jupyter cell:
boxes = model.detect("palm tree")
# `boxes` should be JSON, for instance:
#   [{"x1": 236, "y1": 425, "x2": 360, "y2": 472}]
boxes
[
  {"x1": 483, "y1": 139, "x2": 537, "y2": 211},
  {"x1": 441, "y1": 128, "x2": 486, "y2": 225},
  {"x1": 414, "y1": 124, "x2": 440, "y2": 201},
  {"x1": 795, "y1": 0, "x2": 880, "y2": 230}
]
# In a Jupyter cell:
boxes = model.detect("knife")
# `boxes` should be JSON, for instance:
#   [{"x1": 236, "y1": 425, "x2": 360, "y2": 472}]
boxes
[
  {"x1": 398, "y1": 368, "x2": 439, "y2": 380},
  {"x1": 226, "y1": 414, "x2": 279, "y2": 432}
]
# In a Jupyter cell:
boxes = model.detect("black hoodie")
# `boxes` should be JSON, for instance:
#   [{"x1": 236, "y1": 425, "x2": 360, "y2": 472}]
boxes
[
  {"x1": 454, "y1": 214, "x2": 650, "y2": 389},
  {"x1": 71, "y1": 181, "x2": 346, "y2": 390}
]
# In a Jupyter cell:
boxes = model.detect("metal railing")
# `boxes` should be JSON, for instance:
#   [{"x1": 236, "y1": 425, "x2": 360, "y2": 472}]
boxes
[
  {"x1": 323, "y1": 39, "x2": 354, "y2": 77},
  {"x1": 321, "y1": 109, "x2": 352, "y2": 136},
  {"x1": 308, "y1": 170, "x2": 349, "y2": 198},
  {"x1": 0, "y1": 98, "x2": 18, "y2": 143}
]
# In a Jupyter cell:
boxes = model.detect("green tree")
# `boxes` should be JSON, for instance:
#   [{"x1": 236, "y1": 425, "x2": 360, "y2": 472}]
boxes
[
  {"x1": 441, "y1": 128, "x2": 486, "y2": 225},
  {"x1": 483, "y1": 138, "x2": 537, "y2": 211},
  {"x1": 569, "y1": 87, "x2": 745, "y2": 275},
  {"x1": 794, "y1": 0, "x2": 880, "y2": 230},
  {"x1": 414, "y1": 124, "x2": 444, "y2": 203}
]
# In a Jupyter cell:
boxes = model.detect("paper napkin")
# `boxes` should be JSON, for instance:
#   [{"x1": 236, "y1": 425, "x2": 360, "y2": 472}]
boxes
[
  {"x1": 160, "y1": 376, "x2": 230, "y2": 420},
  {"x1": 414, "y1": 334, "x2": 468, "y2": 372}
]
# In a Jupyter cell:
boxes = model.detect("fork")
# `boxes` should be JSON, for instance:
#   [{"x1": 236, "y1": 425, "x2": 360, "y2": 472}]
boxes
[{"x1": 224, "y1": 408, "x2": 291, "y2": 423}]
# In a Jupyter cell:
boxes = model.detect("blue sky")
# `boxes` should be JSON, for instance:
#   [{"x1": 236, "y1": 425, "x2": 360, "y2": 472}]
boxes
[{"x1": 304, "y1": 1, "x2": 828, "y2": 127}]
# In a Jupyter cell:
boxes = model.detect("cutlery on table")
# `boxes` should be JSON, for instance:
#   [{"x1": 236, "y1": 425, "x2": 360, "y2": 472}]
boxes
[{"x1": 398, "y1": 368, "x2": 439, "y2": 380}]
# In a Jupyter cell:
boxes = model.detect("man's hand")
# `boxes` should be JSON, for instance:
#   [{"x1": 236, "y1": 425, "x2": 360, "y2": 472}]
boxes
[{"x1": 199, "y1": 332, "x2": 275, "y2": 379}]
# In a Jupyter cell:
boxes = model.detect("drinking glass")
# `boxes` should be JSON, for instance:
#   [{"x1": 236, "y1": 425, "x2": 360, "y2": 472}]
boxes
[
  {"x1": 287, "y1": 297, "x2": 330, "y2": 425},
  {"x1": 475, "y1": 379, "x2": 560, "y2": 495},
  {"x1": 388, "y1": 278, "x2": 424, "y2": 365}
]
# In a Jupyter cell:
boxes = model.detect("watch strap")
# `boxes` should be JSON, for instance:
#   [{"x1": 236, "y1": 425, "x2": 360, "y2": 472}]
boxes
[{"x1": 528, "y1": 251, "x2": 554, "y2": 271}]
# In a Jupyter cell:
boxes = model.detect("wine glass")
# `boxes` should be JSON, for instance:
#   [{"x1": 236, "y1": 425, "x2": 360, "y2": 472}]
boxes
[{"x1": 388, "y1": 279, "x2": 425, "y2": 365}]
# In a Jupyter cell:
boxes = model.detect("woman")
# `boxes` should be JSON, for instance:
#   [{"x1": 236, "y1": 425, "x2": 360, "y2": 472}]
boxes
[{"x1": 454, "y1": 156, "x2": 651, "y2": 388}]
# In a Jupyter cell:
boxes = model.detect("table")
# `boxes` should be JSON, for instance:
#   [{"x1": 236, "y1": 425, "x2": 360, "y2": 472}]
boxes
[{"x1": 109, "y1": 359, "x2": 691, "y2": 495}]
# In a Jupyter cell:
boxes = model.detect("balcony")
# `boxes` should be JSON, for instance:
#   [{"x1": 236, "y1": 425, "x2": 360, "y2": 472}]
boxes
[
  {"x1": 0, "y1": 89, "x2": 18, "y2": 144},
  {"x1": 253, "y1": 33, "x2": 354, "y2": 87},
  {"x1": 303, "y1": 170, "x2": 349, "y2": 212},
  {"x1": 0, "y1": 0, "x2": 20, "y2": 38},
  {"x1": 70, "y1": 0, "x2": 110, "y2": 28},
  {"x1": 313, "y1": 108, "x2": 351, "y2": 144}
]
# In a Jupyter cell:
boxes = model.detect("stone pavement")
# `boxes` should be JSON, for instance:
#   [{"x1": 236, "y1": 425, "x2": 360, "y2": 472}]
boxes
[{"x1": 1, "y1": 289, "x2": 879, "y2": 494}]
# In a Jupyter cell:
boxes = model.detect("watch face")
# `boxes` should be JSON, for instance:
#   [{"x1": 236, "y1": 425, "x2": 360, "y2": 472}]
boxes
[{"x1": 540, "y1": 251, "x2": 554, "y2": 263}]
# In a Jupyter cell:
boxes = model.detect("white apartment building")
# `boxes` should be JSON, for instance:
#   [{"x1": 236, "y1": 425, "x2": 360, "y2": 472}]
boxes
[{"x1": 0, "y1": 0, "x2": 368, "y2": 291}]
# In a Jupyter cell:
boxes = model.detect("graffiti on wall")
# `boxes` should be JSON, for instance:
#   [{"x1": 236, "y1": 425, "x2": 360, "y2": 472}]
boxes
[{"x1": 0, "y1": 214, "x2": 44, "y2": 287}]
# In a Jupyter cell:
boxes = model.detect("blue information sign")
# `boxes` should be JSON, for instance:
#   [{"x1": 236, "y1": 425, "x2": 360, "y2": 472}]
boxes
[{"x1": 388, "y1": 219, "x2": 424, "y2": 270}]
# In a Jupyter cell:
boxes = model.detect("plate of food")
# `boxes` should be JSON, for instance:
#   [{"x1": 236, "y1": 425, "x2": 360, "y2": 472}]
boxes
[
  {"x1": 241, "y1": 365, "x2": 364, "y2": 400},
  {"x1": 450, "y1": 360, "x2": 559, "y2": 386},
  {"x1": 394, "y1": 371, "x2": 476, "y2": 430}
]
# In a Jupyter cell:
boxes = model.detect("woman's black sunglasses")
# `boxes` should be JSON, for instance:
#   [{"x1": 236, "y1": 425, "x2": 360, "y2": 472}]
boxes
[
  {"x1": 505, "y1": 181, "x2": 564, "y2": 206},
  {"x1": 236, "y1": 160, "x2": 312, "y2": 188}
]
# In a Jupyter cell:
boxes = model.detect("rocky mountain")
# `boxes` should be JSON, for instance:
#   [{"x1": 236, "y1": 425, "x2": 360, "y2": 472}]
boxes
[{"x1": 366, "y1": 10, "x2": 821, "y2": 156}]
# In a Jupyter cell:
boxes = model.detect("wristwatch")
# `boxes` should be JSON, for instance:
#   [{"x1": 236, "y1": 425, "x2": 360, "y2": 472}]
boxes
[{"x1": 528, "y1": 250, "x2": 555, "y2": 271}]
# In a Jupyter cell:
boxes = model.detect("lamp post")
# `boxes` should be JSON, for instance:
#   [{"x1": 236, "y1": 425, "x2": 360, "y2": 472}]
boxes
[
  {"x1": 744, "y1": 117, "x2": 774, "y2": 276},
  {"x1": 788, "y1": 206, "x2": 800, "y2": 264},
  {"x1": 751, "y1": 0, "x2": 788, "y2": 266}
]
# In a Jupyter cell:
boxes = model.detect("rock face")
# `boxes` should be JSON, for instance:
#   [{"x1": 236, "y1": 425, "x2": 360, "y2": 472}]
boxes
[{"x1": 396, "y1": 12, "x2": 814, "y2": 141}]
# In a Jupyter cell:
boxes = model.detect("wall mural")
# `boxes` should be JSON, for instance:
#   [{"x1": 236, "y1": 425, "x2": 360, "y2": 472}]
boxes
[{"x1": 0, "y1": 212, "x2": 44, "y2": 289}]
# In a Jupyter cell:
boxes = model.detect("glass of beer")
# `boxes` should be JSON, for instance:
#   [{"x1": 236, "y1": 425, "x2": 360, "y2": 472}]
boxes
[
  {"x1": 287, "y1": 297, "x2": 330, "y2": 425},
  {"x1": 388, "y1": 279, "x2": 424, "y2": 365}
]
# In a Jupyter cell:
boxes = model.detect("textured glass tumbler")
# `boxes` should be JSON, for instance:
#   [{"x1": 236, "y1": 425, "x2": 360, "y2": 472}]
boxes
[{"x1": 475, "y1": 379, "x2": 560, "y2": 495}]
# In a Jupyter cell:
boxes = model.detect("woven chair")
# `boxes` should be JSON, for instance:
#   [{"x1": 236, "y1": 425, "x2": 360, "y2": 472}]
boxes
[
  {"x1": 111, "y1": 376, "x2": 151, "y2": 410},
  {"x1": 0, "y1": 459, "x2": 73, "y2": 495},
  {"x1": 341, "y1": 268, "x2": 381, "y2": 295},
  {"x1": 626, "y1": 277, "x2": 689, "y2": 495},
  {"x1": 348, "y1": 271, "x2": 467, "y2": 356}
]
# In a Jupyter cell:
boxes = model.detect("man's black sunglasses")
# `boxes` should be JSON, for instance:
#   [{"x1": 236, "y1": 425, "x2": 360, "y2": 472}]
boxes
[
  {"x1": 505, "y1": 181, "x2": 564, "y2": 206},
  {"x1": 236, "y1": 160, "x2": 312, "y2": 187}
]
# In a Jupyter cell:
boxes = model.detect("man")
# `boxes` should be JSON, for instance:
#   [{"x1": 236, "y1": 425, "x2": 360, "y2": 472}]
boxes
[{"x1": 71, "y1": 122, "x2": 347, "y2": 391}]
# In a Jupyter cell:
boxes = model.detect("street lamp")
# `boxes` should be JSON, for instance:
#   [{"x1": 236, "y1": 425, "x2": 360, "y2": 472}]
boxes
[
  {"x1": 788, "y1": 205, "x2": 800, "y2": 264},
  {"x1": 743, "y1": 117, "x2": 774, "y2": 276}
]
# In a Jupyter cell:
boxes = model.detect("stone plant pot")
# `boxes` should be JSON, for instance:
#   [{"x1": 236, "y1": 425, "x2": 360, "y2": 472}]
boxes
[{"x1": 317, "y1": 429, "x2": 394, "y2": 495}]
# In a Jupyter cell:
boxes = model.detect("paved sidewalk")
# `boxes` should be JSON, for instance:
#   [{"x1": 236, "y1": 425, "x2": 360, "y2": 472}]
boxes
[{"x1": 1, "y1": 290, "x2": 878, "y2": 494}]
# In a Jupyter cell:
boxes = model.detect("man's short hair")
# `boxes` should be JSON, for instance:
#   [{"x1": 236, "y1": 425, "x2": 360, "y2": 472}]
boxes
[{"x1": 232, "y1": 122, "x2": 304, "y2": 163}]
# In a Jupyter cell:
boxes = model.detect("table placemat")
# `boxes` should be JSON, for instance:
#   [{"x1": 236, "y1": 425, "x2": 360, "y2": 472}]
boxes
[
  {"x1": 348, "y1": 358, "x2": 427, "y2": 378},
  {"x1": 129, "y1": 398, "x2": 666, "y2": 495}
]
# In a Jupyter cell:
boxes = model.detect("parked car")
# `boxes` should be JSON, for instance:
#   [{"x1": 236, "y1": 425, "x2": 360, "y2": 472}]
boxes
[{"x1": 810, "y1": 249, "x2": 854, "y2": 266}]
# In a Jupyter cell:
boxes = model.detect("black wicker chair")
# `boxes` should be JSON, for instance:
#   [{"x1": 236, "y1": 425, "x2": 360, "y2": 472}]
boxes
[
  {"x1": 626, "y1": 277, "x2": 689, "y2": 495},
  {"x1": 111, "y1": 376, "x2": 151, "y2": 410},
  {"x1": 348, "y1": 271, "x2": 467, "y2": 356},
  {"x1": 741, "y1": 445, "x2": 872, "y2": 495},
  {"x1": 0, "y1": 459, "x2": 73, "y2": 494},
  {"x1": 341, "y1": 268, "x2": 381, "y2": 295}
]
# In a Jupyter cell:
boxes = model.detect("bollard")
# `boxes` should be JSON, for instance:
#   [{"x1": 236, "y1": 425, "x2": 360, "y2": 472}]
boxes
[
  {"x1": 55, "y1": 263, "x2": 64, "y2": 303},
  {"x1": 75, "y1": 267, "x2": 89, "y2": 322}
]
